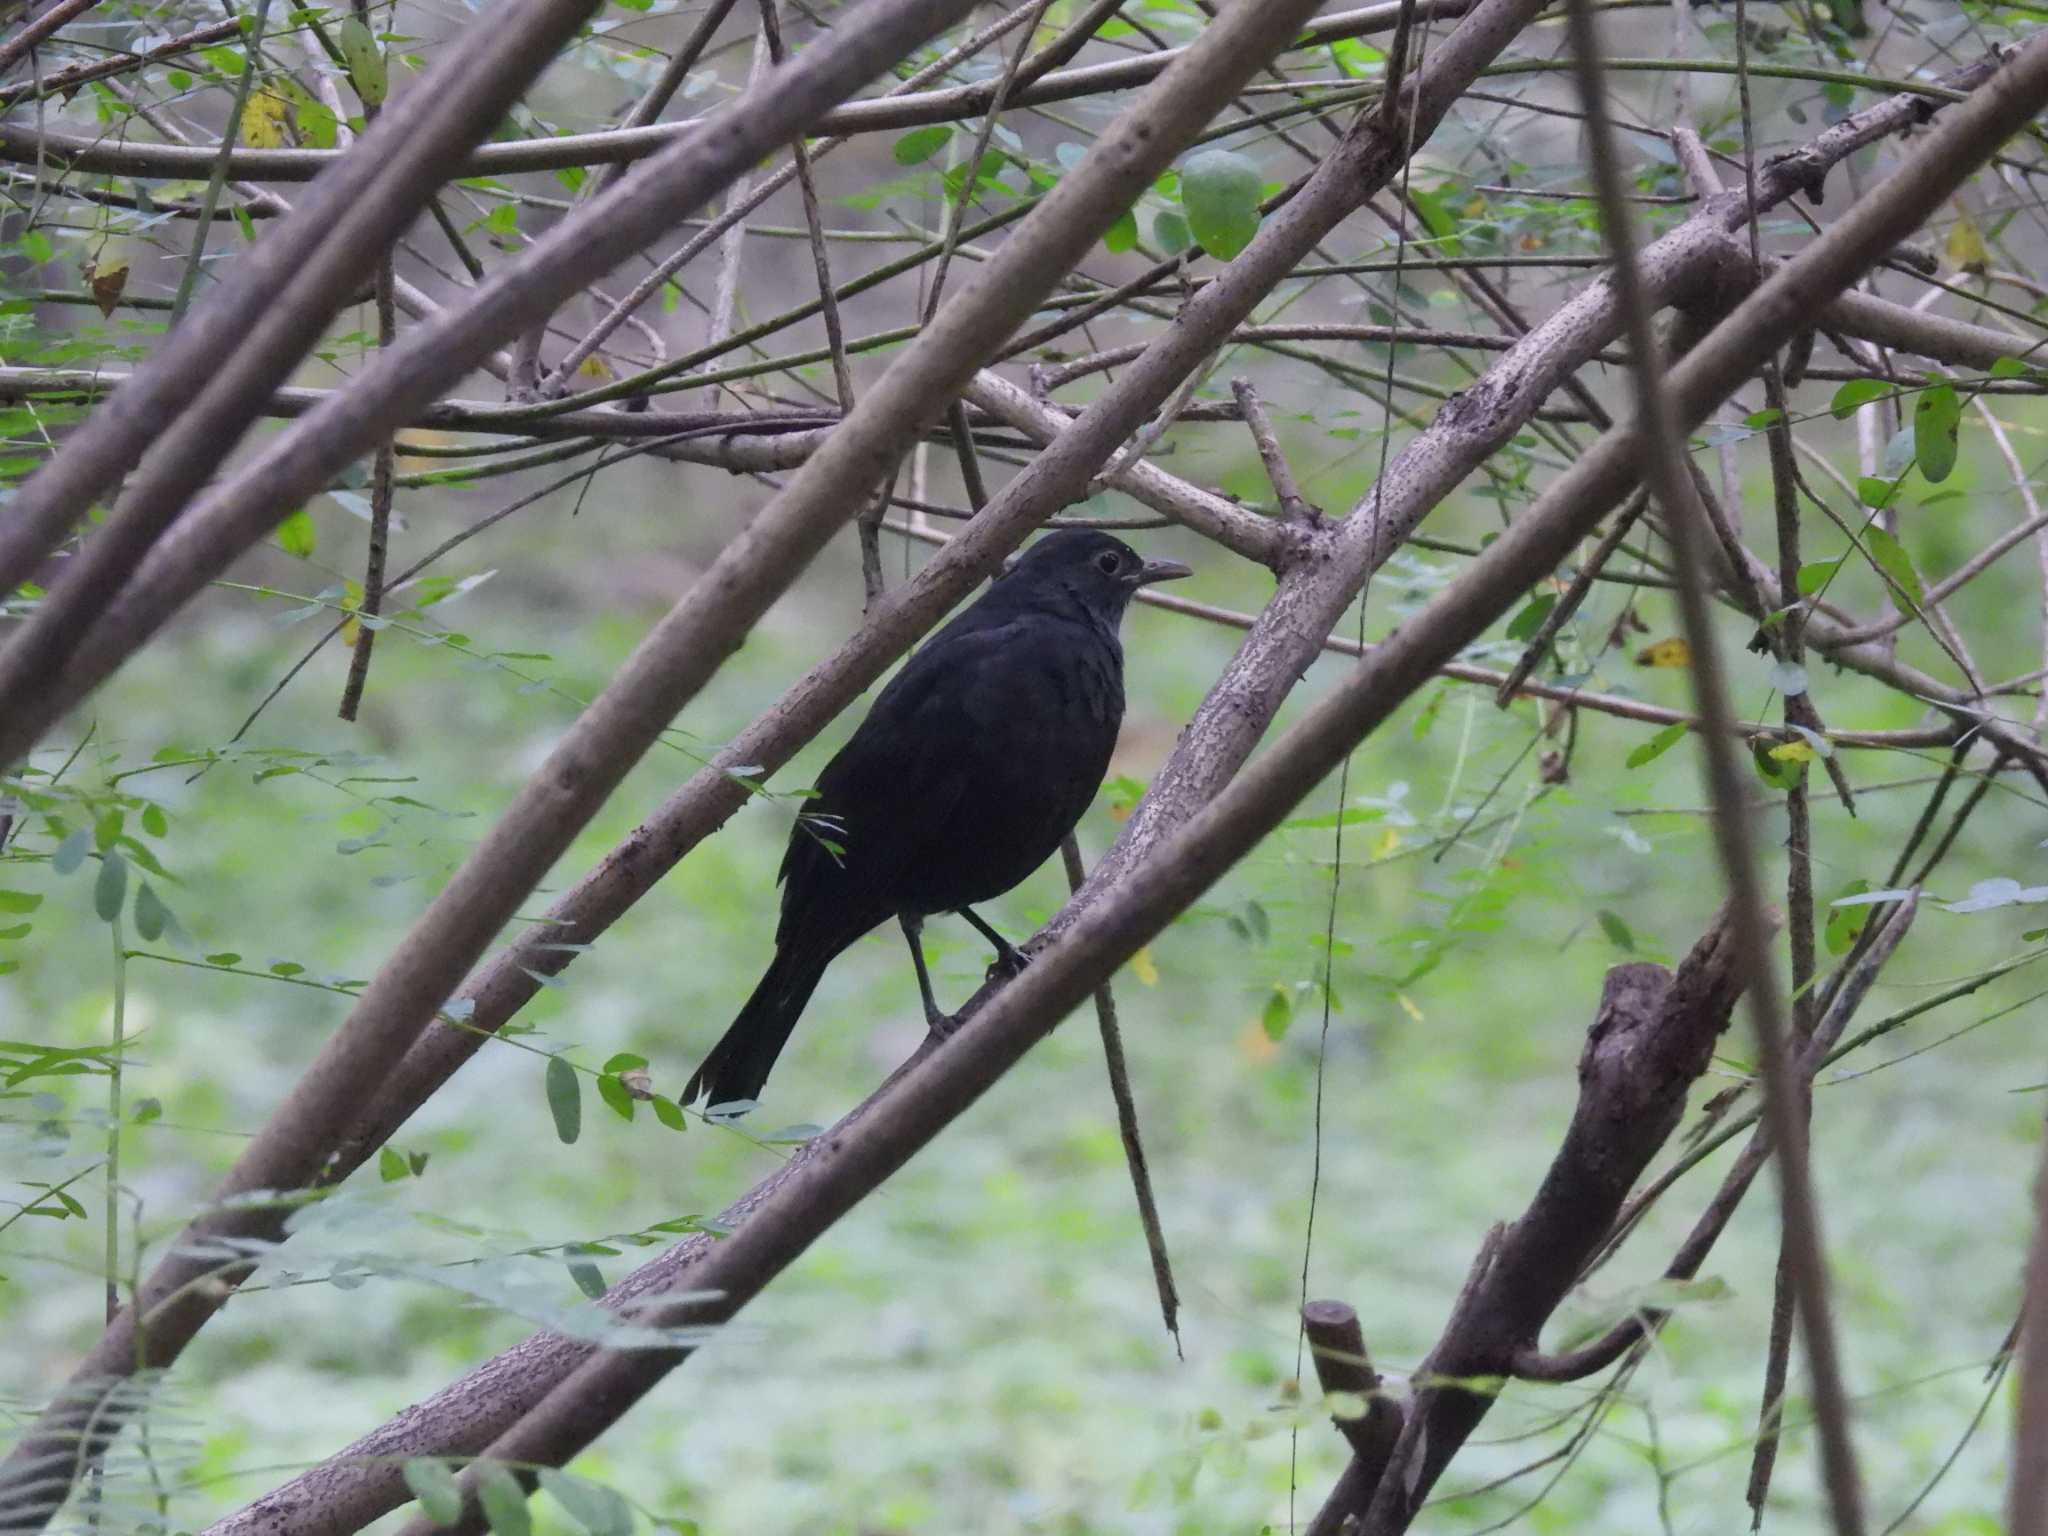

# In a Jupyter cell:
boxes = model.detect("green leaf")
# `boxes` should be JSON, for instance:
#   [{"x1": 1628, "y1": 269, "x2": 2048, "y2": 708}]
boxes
[
  {"x1": 1829, "y1": 378, "x2": 1888, "y2": 418},
  {"x1": 1864, "y1": 527, "x2": 1924, "y2": 605},
  {"x1": 1179, "y1": 148, "x2": 1262, "y2": 260},
  {"x1": 1855, "y1": 475, "x2": 1896, "y2": 508},
  {"x1": 379, "y1": 1145, "x2": 408, "y2": 1182},
  {"x1": 1991, "y1": 356, "x2": 2028, "y2": 379},
  {"x1": 1795, "y1": 558, "x2": 1842, "y2": 596},
  {"x1": 1152, "y1": 208, "x2": 1191, "y2": 254},
  {"x1": 0, "y1": 890, "x2": 41, "y2": 914},
  {"x1": 1504, "y1": 593, "x2": 1555, "y2": 642},
  {"x1": 403, "y1": 1458, "x2": 463, "y2": 1527},
  {"x1": 1749, "y1": 739, "x2": 1802, "y2": 790},
  {"x1": 651, "y1": 1094, "x2": 688, "y2": 1131},
  {"x1": 1826, "y1": 879, "x2": 1872, "y2": 955},
  {"x1": 132, "y1": 882, "x2": 168, "y2": 942},
  {"x1": 52, "y1": 829, "x2": 90, "y2": 874},
  {"x1": 546, "y1": 1055, "x2": 581, "y2": 1144},
  {"x1": 0, "y1": 923, "x2": 29, "y2": 941},
  {"x1": 275, "y1": 508, "x2": 317, "y2": 558},
  {"x1": 600, "y1": 1052, "x2": 647, "y2": 1074},
  {"x1": 595, "y1": 1073, "x2": 636, "y2": 1122},
  {"x1": 1103, "y1": 206, "x2": 1137, "y2": 253},
  {"x1": 476, "y1": 1462, "x2": 531, "y2": 1536},
  {"x1": 1625, "y1": 721, "x2": 1687, "y2": 768},
  {"x1": 337, "y1": 16, "x2": 388, "y2": 107},
  {"x1": 1912, "y1": 379, "x2": 1961, "y2": 482},
  {"x1": 539, "y1": 1470, "x2": 635, "y2": 1536},
  {"x1": 141, "y1": 802, "x2": 168, "y2": 837},
  {"x1": 1407, "y1": 183, "x2": 1460, "y2": 250},
  {"x1": 1261, "y1": 986, "x2": 1291, "y2": 1041},
  {"x1": 94, "y1": 852, "x2": 126, "y2": 923},
  {"x1": 892, "y1": 124, "x2": 951, "y2": 165},
  {"x1": 1597, "y1": 910, "x2": 1635, "y2": 952},
  {"x1": 566, "y1": 1259, "x2": 607, "y2": 1299}
]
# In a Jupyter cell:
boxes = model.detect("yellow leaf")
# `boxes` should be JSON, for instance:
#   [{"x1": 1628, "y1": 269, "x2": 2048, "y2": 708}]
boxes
[
  {"x1": 1371, "y1": 826, "x2": 1401, "y2": 860},
  {"x1": 1945, "y1": 208, "x2": 1989, "y2": 275},
  {"x1": 1636, "y1": 637, "x2": 1692, "y2": 668},
  {"x1": 1768, "y1": 739, "x2": 1815, "y2": 763},
  {"x1": 1397, "y1": 993, "x2": 1424, "y2": 1023},
  {"x1": 1129, "y1": 946, "x2": 1158, "y2": 987},
  {"x1": 339, "y1": 616, "x2": 359, "y2": 648},
  {"x1": 239, "y1": 89, "x2": 294, "y2": 149},
  {"x1": 577, "y1": 353, "x2": 614, "y2": 381}
]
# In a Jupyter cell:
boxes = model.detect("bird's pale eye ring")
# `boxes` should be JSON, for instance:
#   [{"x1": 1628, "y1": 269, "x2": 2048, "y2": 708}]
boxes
[{"x1": 1096, "y1": 550, "x2": 1122, "y2": 575}]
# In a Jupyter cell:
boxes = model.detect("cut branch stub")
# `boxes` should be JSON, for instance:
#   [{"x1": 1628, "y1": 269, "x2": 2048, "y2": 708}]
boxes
[
  {"x1": 1309, "y1": 906, "x2": 1746, "y2": 1534},
  {"x1": 1303, "y1": 1299, "x2": 1403, "y2": 1475}
]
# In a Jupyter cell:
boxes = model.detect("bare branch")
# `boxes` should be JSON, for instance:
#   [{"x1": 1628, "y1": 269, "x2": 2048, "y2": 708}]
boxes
[
  {"x1": 0, "y1": 0, "x2": 1476, "y2": 183},
  {"x1": 0, "y1": 0, "x2": 605, "y2": 650},
  {"x1": 1562, "y1": 6, "x2": 1865, "y2": 1526}
]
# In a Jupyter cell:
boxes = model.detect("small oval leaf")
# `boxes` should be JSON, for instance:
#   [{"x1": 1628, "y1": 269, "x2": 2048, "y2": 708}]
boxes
[
  {"x1": 545, "y1": 1056, "x2": 581, "y2": 1144},
  {"x1": 94, "y1": 852, "x2": 127, "y2": 923},
  {"x1": 1179, "y1": 148, "x2": 1263, "y2": 260}
]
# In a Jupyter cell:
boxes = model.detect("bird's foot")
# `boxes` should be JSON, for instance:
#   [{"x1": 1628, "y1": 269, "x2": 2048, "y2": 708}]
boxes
[
  {"x1": 924, "y1": 1009, "x2": 963, "y2": 1043},
  {"x1": 986, "y1": 939, "x2": 1032, "y2": 983}
]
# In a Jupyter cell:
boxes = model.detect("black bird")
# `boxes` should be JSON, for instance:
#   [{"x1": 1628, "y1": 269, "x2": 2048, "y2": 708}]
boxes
[{"x1": 683, "y1": 529, "x2": 1191, "y2": 1109}]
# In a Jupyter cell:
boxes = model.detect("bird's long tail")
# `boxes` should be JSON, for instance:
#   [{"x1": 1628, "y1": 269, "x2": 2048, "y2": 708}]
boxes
[{"x1": 683, "y1": 941, "x2": 833, "y2": 1110}]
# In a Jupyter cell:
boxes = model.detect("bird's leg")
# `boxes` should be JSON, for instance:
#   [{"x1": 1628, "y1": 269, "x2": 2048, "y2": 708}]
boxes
[
  {"x1": 898, "y1": 913, "x2": 957, "y2": 1037},
  {"x1": 957, "y1": 906, "x2": 1029, "y2": 979}
]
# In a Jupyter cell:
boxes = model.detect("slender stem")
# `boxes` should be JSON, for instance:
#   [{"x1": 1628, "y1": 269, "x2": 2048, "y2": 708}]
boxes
[{"x1": 170, "y1": 0, "x2": 276, "y2": 321}]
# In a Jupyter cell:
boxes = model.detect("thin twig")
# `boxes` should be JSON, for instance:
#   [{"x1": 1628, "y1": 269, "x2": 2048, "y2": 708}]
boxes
[
  {"x1": 1561, "y1": 3, "x2": 1866, "y2": 1531},
  {"x1": 1230, "y1": 377, "x2": 1317, "y2": 524},
  {"x1": 1060, "y1": 835, "x2": 1180, "y2": 1354}
]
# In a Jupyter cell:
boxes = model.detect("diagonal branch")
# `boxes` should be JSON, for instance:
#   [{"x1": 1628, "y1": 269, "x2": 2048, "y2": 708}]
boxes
[
  {"x1": 0, "y1": 0, "x2": 605, "y2": 629},
  {"x1": 1312, "y1": 909, "x2": 1748, "y2": 1528},
  {"x1": 0, "y1": 0, "x2": 992, "y2": 1524}
]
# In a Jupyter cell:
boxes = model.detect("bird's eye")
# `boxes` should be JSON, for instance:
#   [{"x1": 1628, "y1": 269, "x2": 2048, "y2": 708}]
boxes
[{"x1": 1096, "y1": 550, "x2": 1122, "y2": 575}]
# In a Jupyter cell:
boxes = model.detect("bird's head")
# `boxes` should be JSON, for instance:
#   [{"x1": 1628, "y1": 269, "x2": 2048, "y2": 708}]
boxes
[{"x1": 999, "y1": 528, "x2": 1192, "y2": 620}]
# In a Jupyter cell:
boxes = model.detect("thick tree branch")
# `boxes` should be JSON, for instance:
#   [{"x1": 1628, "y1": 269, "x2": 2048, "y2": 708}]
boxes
[
  {"x1": 1295, "y1": 32, "x2": 2048, "y2": 1532},
  {"x1": 0, "y1": 3, "x2": 1339, "y2": 1529},
  {"x1": 0, "y1": 0, "x2": 987, "y2": 765},
  {"x1": 0, "y1": 0, "x2": 604, "y2": 637},
  {"x1": 1312, "y1": 910, "x2": 1746, "y2": 1529},
  {"x1": 0, "y1": 0, "x2": 992, "y2": 1523}
]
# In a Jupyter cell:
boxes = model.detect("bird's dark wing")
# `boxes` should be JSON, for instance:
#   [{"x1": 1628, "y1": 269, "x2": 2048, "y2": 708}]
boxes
[{"x1": 776, "y1": 617, "x2": 1045, "y2": 920}]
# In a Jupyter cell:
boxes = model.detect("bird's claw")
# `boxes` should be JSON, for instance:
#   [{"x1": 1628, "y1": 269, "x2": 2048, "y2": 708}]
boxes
[
  {"x1": 986, "y1": 944, "x2": 1031, "y2": 983},
  {"x1": 924, "y1": 1010, "x2": 963, "y2": 1042}
]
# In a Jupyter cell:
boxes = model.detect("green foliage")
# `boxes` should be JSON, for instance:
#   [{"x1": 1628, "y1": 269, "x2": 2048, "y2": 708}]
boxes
[
  {"x1": 1177, "y1": 149, "x2": 1262, "y2": 260},
  {"x1": 546, "y1": 1055, "x2": 582, "y2": 1144},
  {"x1": 1912, "y1": 379, "x2": 1962, "y2": 482}
]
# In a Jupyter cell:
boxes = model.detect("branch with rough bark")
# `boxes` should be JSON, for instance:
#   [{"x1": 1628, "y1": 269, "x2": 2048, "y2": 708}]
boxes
[
  {"x1": 0, "y1": 1, "x2": 1337, "y2": 1526},
  {"x1": 185, "y1": 38, "x2": 2048, "y2": 1531}
]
